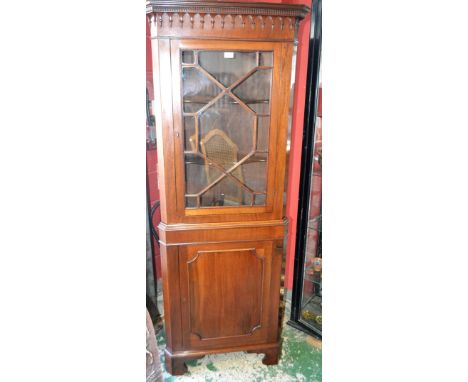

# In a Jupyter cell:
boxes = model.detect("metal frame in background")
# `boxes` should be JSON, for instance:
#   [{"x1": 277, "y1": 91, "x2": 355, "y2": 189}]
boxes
[{"x1": 287, "y1": 0, "x2": 322, "y2": 338}]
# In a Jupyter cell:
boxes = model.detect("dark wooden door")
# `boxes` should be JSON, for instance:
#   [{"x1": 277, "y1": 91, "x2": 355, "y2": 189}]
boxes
[{"x1": 178, "y1": 240, "x2": 281, "y2": 350}]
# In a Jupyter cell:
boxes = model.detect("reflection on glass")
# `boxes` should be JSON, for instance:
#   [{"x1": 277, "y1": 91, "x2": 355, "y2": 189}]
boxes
[
  {"x1": 181, "y1": 49, "x2": 273, "y2": 208},
  {"x1": 198, "y1": 51, "x2": 257, "y2": 87},
  {"x1": 184, "y1": 116, "x2": 195, "y2": 151},
  {"x1": 254, "y1": 194, "x2": 266, "y2": 206},
  {"x1": 182, "y1": 50, "x2": 195, "y2": 64},
  {"x1": 241, "y1": 161, "x2": 267, "y2": 193},
  {"x1": 259, "y1": 52, "x2": 273, "y2": 67},
  {"x1": 185, "y1": 161, "x2": 223, "y2": 195},
  {"x1": 182, "y1": 67, "x2": 221, "y2": 113},
  {"x1": 232, "y1": 69, "x2": 272, "y2": 115},
  {"x1": 199, "y1": 95, "x2": 254, "y2": 155},
  {"x1": 257, "y1": 116, "x2": 270, "y2": 152}
]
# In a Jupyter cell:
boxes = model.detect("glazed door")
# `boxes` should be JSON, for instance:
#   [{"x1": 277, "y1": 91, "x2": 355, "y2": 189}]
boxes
[
  {"x1": 170, "y1": 40, "x2": 291, "y2": 221},
  {"x1": 177, "y1": 241, "x2": 282, "y2": 350}
]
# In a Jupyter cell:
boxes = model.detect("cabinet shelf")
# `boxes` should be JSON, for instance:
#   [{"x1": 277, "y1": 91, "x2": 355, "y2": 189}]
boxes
[
  {"x1": 184, "y1": 96, "x2": 270, "y2": 105},
  {"x1": 184, "y1": 152, "x2": 268, "y2": 165},
  {"x1": 301, "y1": 296, "x2": 322, "y2": 328}
]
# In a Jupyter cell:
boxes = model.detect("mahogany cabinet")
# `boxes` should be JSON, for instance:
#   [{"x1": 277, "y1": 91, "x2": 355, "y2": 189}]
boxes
[{"x1": 146, "y1": 1, "x2": 309, "y2": 375}]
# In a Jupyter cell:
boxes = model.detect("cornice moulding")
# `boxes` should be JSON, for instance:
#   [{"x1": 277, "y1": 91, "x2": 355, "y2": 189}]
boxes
[{"x1": 146, "y1": 1, "x2": 310, "y2": 19}]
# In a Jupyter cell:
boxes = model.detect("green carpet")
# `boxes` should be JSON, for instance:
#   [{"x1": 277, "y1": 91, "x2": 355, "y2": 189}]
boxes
[{"x1": 155, "y1": 301, "x2": 322, "y2": 382}]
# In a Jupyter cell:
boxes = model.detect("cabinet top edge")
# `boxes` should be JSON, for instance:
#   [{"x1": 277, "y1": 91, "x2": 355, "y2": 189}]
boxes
[{"x1": 146, "y1": 1, "x2": 310, "y2": 19}]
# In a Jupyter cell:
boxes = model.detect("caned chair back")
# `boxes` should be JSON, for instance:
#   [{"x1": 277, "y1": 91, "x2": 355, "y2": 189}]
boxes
[{"x1": 191, "y1": 129, "x2": 244, "y2": 205}]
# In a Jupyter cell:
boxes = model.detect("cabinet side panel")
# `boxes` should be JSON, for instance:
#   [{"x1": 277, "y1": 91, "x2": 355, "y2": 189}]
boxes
[
  {"x1": 266, "y1": 240, "x2": 284, "y2": 342},
  {"x1": 151, "y1": 37, "x2": 167, "y2": 222},
  {"x1": 272, "y1": 42, "x2": 294, "y2": 218},
  {"x1": 154, "y1": 38, "x2": 177, "y2": 223},
  {"x1": 160, "y1": 244, "x2": 183, "y2": 351}
]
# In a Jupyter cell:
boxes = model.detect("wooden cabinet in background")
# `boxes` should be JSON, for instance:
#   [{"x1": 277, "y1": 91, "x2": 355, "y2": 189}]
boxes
[{"x1": 146, "y1": 1, "x2": 309, "y2": 375}]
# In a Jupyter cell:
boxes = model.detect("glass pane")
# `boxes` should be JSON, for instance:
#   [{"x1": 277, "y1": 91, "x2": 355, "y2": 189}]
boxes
[
  {"x1": 232, "y1": 69, "x2": 272, "y2": 115},
  {"x1": 184, "y1": 116, "x2": 195, "y2": 151},
  {"x1": 185, "y1": 159, "x2": 223, "y2": 195},
  {"x1": 198, "y1": 51, "x2": 257, "y2": 87},
  {"x1": 259, "y1": 52, "x2": 273, "y2": 67},
  {"x1": 182, "y1": 67, "x2": 221, "y2": 113},
  {"x1": 185, "y1": 196, "x2": 198, "y2": 208},
  {"x1": 238, "y1": 160, "x2": 267, "y2": 194},
  {"x1": 181, "y1": 50, "x2": 273, "y2": 209},
  {"x1": 200, "y1": 176, "x2": 252, "y2": 207},
  {"x1": 199, "y1": 94, "x2": 254, "y2": 155},
  {"x1": 254, "y1": 194, "x2": 266, "y2": 206},
  {"x1": 181, "y1": 50, "x2": 195, "y2": 64},
  {"x1": 257, "y1": 116, "x2": 270, "y2": 152}
]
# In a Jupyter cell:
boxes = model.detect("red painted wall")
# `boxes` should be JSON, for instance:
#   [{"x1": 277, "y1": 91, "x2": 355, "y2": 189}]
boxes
[{"x1": 284, "y1": 2, "x2": 311, "y2": 290}]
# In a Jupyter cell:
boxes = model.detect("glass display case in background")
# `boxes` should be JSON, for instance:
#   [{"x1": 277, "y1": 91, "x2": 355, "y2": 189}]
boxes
[
  {"x1": 288, "y1": 0, "x2": 322, "y2": 338},
  {"x1": 298, "y1": 106, "x2": 322, "y2": 335},
  {"x1": 288, "y1": 91, "x2": 321, "y2": 337}
]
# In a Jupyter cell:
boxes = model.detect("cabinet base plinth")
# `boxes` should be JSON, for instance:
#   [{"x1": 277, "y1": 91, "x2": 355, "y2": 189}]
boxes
[
  {"x1": 165, "y1": 342, "x2": 281, "y2": 376},
  {"x1": 247, "y1": 344, "x2": 281, "y2": 365},
  {"x1": 164, "y1": 354, "x2": 186, "y2": 376}
]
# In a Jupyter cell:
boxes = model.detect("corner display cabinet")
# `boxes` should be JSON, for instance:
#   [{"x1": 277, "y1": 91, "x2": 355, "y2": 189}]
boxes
[{"x1": 146, "y1": 1, "x2": 309, "y2": 375}]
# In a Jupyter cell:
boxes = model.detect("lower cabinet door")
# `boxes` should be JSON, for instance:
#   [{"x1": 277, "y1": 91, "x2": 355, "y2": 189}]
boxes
[{"x1": 178, "y1": 240, "x2": 282, "y2": 350}]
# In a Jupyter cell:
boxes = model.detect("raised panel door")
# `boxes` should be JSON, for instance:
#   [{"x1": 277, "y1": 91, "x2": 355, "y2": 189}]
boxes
[{"x1": 178, "y1": 241, "x2": 281, "y2": 350}]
